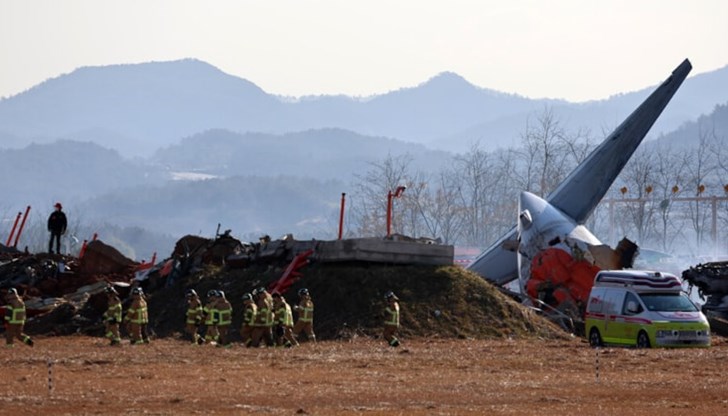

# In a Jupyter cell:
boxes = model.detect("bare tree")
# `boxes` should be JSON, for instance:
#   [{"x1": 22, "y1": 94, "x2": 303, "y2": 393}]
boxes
[
  {"x1": 451, "y1": 143, "x2": 494, "y2": 246},
  {"x1": 650, "y1": 144, "x2": 688, "y2": 252},
  {"x1": 516, "y1": 107, "x2": 572, "y2": 197},
  {"x1": 350, "y1": 153, "x2": 413, "y2": 237},
  {"x1": 683, "y1": 124, "x2": 719, "y2": 251},
  {"x1": 617, "y1": 147, "x2": 658, "y2": 244},
  {"x1": 409, "y1": 170, "x2": 467, "y2": 244}
]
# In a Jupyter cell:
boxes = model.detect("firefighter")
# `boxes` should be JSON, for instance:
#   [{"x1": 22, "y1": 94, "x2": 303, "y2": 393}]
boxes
[
  {"x1": 273, "y1": 292, "x2": 298, "y2": 348},
  {"x1": 215, "y1": 290, "x2": 233, "y2": 347},
  {"x1": 184, "y1": 289, "x2": 203, "y2": 344},
  {"x1": 4, "y1": 288, "x2": 34, "y2": 347},
  {"x1": 382, "y1": 291, "x2": 401, "y2": 347},
  {"x1": 292, "y1": 288, "x2": 316, "y2": 343},
  {"x1": 240, "y1": 292, "x2": 257, "y2": 347},
  {"x1": 103, "y1": 286, "x2": 122, "y2": 346},
  {"x1": 261, "y1": 288, "x2": 276, "y2": 346},
  {"x1": 250, "y1": 287, "x2": 274, "y2": 347},
  {"x1": 202, "y1": 290, "x2": 219, "y2": 344},
  {"x1": 124, "y1": 287, "x2": 149, "y2": 345}
]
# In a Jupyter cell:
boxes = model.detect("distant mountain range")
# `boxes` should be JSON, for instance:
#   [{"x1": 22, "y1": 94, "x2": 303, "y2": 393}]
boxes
[{"x1": 2, "y1": 58, "x2": 727, "y2": 156}]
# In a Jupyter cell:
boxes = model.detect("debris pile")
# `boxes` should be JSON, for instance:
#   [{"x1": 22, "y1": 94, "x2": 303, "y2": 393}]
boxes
[
  {"x1": 2, "y1": 234, "x2": 567, "y2": 341},
  {"x1": 682, "y1": 261, "x2": 728, "y2": 335}
]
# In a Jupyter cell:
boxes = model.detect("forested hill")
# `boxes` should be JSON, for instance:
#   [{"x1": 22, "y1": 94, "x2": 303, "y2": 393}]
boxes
[
  {"x1": 652, "y1": 102, "x2": 728, "y2": 150},
  {"x1": 152, "y1": 128, "x2": 452, "y2": 180}
]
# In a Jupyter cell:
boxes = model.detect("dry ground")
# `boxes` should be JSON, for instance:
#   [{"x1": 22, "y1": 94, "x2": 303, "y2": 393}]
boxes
[{"x1": 1, "y1": 335, "x2": 728, "y2": 415}]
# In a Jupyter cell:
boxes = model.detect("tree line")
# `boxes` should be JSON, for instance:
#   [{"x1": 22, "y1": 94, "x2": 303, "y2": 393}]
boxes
[{"x1": 345, "y1": 107, "x2": 728, "y2": 258}]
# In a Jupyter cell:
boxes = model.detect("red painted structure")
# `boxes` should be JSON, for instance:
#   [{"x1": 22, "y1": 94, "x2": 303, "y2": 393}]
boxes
[
  {"x1": 268, "y1": 249, "x2": 314, "y2": 295},
  {"x1": 526, "y1": 247, "x2": 601, "y2": 314},
  {"x1": 386, "y1": 186, "x2": 406, "y2": 237},
  {"x1": 338, "y1": 193, "x2": 346, "y2": 240},
  {"x1": 5, "y1": 212, "x2": 22, "y2": 247},
  {"x1": 13, "y1": 206, "x2": 31, "y2": 248},
  {"x1": 78, "y1": 233, "x2": 99, "y2": 259}
]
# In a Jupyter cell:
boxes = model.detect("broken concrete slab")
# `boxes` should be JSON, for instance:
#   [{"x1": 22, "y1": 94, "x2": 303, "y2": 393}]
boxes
[{"x1": 313, "y1": 238, "x2": 453, "y2": 266}]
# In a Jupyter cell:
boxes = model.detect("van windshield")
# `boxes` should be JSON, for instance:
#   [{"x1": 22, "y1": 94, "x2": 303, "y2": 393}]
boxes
[{"x1": 639, "y1": 293, "x2": 698, "y2": 312}]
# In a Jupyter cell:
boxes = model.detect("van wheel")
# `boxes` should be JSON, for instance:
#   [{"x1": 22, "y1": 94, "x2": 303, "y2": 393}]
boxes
[
  {"x1": 589, "y1": 328, "x2": 603, "y2": 347},
  {"x1": 636, "y1": 331, "x2": 651, "y2": 348}
]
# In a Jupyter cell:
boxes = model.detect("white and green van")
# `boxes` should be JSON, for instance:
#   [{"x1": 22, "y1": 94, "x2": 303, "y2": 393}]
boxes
[{"x1": 585, "y1": 270, "x2": 710, "y2": 348}]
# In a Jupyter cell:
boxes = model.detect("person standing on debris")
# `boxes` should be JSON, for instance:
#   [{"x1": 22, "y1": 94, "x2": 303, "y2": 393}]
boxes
[
  {"x1": 202, "y1": 290, "x2": 219, "y2": 344},
  {"x1": 184, "y1": 289, "x2": 203, "y2": 344},
  {"x1": 273, "y1": 293, "x2": 298, "y2": 348},
  {"x1": 4, "y1": 288, "x2": 34, "y2": 347},
  {"x1": 382, "y1": 291, "x2": 401, "y2": 347},
  {"x1": 124, "y1": 287, "x2": 149, "y2": 345},
  {"x1": 103, "y1": 286, "x2": 122, "y2": 346},
  {"x1": 240, "y1": 293, "x2": 257, "y2": 347},
  {"x1": 215, "y1": 291, "x2": 233, "y2": 347},
  {"x1": 292, "y1": 288, "x2": 316, "y2": 343},
  {"x1": 47, "y1": 202, "x2": 67, "y2": 255}
]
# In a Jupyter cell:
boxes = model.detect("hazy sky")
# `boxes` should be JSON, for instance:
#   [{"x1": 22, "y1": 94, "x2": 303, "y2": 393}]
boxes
[{"x1": 2, "y1": 0, "x2": 728, "y2": 101}]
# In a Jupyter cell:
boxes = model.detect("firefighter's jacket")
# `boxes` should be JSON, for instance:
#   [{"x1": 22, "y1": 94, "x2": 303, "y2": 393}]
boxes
[
  {"x1": 296, "y1": 298, "x2": 314, "y2": 323},
  {"x1": 4, "y1": 297, "x2": 26, "y2": 325},
  {"x1": 254, "y1": 296, "x2": 274, "y2": 327},
  {"x1": 125, "y1": 297, "x2": 149, "y2": 324},
  {"x1": 216, "y1": 299, "x2": 232, "y2": 327},
  {"x1": 203, "y1": 301, "x2": 217, "y2": 326},
  {"x1": 275, "y1": 301, "x2": 294, "y2": 327},
  {"x1": 242, "y1": 302, "x2": 257, "y2": 327},
  {"x1": 384, "y1": 301, "x2": 400, "y2": 327},
  {"x1": 104, "y1": 295, "x2": 122, "y2": 323},
  {"x1": 186, "y1": 297, "x2": 203, "y2": 325}
]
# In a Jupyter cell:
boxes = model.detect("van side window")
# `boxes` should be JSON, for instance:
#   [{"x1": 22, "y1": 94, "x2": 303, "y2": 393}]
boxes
[
  {"x1": 603, "y1": 289, "x2": 625, "y2": 315},
  {"x1": 622, "y1": 292, "x2": 643, "y2": 315},
  {"x1": 587, "y1": 288, "x2": 605, "y2": 313}
]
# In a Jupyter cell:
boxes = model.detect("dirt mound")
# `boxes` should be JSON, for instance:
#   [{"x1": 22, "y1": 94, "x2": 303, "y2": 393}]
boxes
[{"x1": 149, "y1": 263, "x2": 566, "y2": 341}]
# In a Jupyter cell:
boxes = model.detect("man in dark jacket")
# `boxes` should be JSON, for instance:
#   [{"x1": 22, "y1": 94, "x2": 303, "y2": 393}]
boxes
[{"x1": 47, "y1": 202, "x2": 67, "y2": 254}]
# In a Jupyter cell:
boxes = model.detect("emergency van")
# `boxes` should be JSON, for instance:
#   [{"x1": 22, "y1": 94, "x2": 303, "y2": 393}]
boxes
[{"x1": 585, "y1": 270, "x2": 710, "y2": 348}]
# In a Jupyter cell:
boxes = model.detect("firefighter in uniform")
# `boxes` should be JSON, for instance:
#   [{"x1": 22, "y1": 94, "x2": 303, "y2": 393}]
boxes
[
  {"x1": 273, "y1": 292, "x2": 298, "y2": 348},
  {"x1": 4, "y1": 288, "x2": 34, "y2": 347},
  {"x1": 184, "y1": 289, "x2": 203, "y2": 344},
  {"x1": 124, "y1": 287, "x2": 149, "y2": 345},
  {"x1": 383, "y1": 291, "x2": 401, "y2": 347},
  {"x1": 103, "y1": 286, "x2": 122, "y2": 346},
  {"x1": 250, "y1": 287, "x2": 274, "y2": 347},
  {"x1": 240, "y1": 293, "x2": 257, "y2": 347},
  {"x1": 292, "y1": 288, "x2": 316, "y2": 343},
  {"x1": 215, "y1": 291, "x2": 233, "y2": 347},
  {"x1": 202, "y1": 290, "x2": 219, "y2": 344}
]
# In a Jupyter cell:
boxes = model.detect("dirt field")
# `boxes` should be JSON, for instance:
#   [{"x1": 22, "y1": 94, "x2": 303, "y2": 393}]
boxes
[{"x1": 2, "y1": 335, "x2": 728, "y2": 415}]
